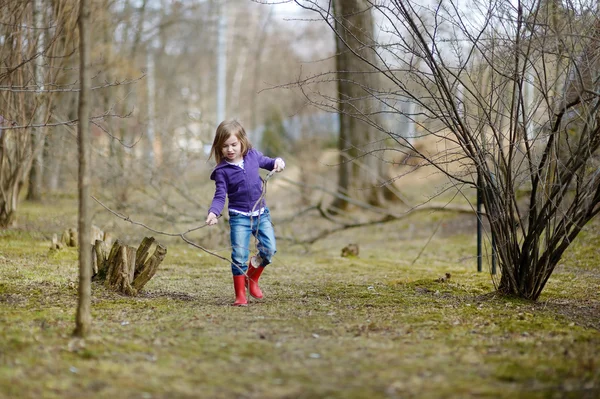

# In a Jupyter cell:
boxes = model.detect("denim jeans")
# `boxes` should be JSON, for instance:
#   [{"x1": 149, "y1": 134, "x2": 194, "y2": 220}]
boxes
[{"x1": 228, "y1": 208, "x2": 276, "y2": 276}]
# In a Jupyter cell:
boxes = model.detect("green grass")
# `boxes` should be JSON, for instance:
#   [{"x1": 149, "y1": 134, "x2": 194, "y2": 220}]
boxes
[{"x1": 0, "y1": 196, "x2": 599, "y2": 399}]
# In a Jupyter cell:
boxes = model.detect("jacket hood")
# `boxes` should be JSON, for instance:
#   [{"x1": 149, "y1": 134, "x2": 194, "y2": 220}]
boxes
[
  {"x1": 211, "y1": 158, "x2": 240, "y2": 180},
  {"x1": 210, "y1": 161, "x2": 228, "y2": 180}
]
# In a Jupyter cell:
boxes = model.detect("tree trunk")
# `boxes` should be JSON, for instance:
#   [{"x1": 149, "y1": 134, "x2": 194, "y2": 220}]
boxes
[
  {"x1": 26, "y1": 0, "x2": 47, "y2": 202},
  {"x1": 43, "y1": 110, "x2": 68, "y2": 192},
  {"x1": 330, "y1": 0, "x2": 387, "y2": 212},
  {"x1": 92, "y1": 237, "x2": 167, "y2": 296},
  {"x1": 74, "y1": 0, "x2": 91, "y2": 338}
]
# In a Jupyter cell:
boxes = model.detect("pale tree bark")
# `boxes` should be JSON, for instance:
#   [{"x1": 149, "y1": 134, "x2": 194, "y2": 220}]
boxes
[
  {"x1": 43, "y1": 129, "x2": 66, "y2": 192},
  {"x1": 250, "y1": 8, "x2": 273, "y2": 131},
  {"x1": 74, "y1": 0, "x2": 92, "y2": 338},
  {"x1": 26, "y1": 0, "x2": 47, "y2": 201}
]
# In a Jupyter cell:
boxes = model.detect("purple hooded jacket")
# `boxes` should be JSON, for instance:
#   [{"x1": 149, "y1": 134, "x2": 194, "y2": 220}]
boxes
[{"x1": 208, "y1": 148, "x2": 277, "y2": 217}]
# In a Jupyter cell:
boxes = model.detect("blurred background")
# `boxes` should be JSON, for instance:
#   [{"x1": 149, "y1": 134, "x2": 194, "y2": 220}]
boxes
[{"x1": 1, "y1": 0, "x2": 434, "y2": 250}]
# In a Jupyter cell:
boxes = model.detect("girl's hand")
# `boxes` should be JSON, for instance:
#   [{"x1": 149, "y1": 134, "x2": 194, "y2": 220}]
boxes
[
  {"x1": 274, "y1": 158, "x2": 286, "y2": 172},
  {"x1": 206, "y1": 212, "x2": 218, "y2": 226}
]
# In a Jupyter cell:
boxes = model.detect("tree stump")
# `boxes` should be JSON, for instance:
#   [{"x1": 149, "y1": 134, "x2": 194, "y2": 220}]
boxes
[
  {"x1": 60, "y1": 225, "x2": 111, "y2": 248},
  {"x1": 61, "y1": 228, "x2": 79, "y2": 247},
  {"x1": 92, "y1": 237, "x2": 167, "y2": 296},
  {"x1": 50, "y1": 233, "x2": 63, "y2": 250}
]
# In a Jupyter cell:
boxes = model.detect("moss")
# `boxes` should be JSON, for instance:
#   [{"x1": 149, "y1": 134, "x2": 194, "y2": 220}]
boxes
[
  {"x1": 0, "y1": 204, "x2": 599, "y2": 398},
  {"x1": 47, "y1": 247, "x2": 78, "y2": 263}
]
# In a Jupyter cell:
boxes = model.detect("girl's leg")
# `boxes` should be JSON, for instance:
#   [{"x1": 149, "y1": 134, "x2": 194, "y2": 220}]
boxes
[
  {"x1": 246, "y1": 209, "x2": 276, "y2": 300},
  {"x1": 229, "y1": 213, "x2": 252, "y2": 306},
  {"x1": 229, "y1": 213, "x2": 252, "y2": 275},
  {"x1": 252, "y1": 208, "x2": 277, "y2": 266}
]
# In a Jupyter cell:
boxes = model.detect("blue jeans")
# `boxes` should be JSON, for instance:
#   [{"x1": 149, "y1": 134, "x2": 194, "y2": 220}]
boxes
[{"x1": 229, "y1": 208, "x2": 276, "y2": 276}]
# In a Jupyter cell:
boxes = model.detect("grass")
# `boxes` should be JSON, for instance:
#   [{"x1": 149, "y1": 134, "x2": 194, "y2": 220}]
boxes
[{"x1": 0, "y1": 195, "x2": 599, "y2": 399}]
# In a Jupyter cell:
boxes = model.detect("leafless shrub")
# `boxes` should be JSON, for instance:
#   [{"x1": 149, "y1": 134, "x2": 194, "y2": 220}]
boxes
[{"x1": 292, "y1": 0, "x2": 600, "y2": 300}]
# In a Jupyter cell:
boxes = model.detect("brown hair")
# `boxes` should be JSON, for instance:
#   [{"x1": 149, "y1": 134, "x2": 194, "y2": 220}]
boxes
[{"x1": 209, "y1": 119, "x2": 252, "y2": 164}]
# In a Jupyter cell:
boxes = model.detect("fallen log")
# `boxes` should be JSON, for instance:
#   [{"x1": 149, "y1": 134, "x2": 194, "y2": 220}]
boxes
[{"x1": 92, "y1": 237, "x2": 167, "y2": 296}]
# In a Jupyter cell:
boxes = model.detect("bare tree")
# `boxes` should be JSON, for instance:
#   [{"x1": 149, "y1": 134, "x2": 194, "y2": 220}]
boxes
[
  {"x1": 0, "y1": 1, "x2": 39, "y2": 227},
  {"x1": 74, "y1": 0, "x2": 91, "y2": 338},
  {"x1": 0, "y1": 0, "x2": 80, "y2": 226},
  {"x1": 294, "y1": 0, "x2": 600, "y2": 300}
]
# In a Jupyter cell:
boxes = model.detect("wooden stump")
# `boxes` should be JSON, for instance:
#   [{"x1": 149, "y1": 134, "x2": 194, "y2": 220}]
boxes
[
  {"x1": 92, "y1": 237, "x2": 167, "y2": 296},
  {"x1": 60, "y1": 228, "x2": 78, "y2": 247},
  {"x1": 50, "y1": 234, "x2": 63, "y2": 250},
  {"x1": 59, "y1": 225, "x2": 111, "y2": 248}
]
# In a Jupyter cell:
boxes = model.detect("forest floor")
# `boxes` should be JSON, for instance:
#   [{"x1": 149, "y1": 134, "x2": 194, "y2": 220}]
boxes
[{"x1": 0, "y1": 191, "x2": 599, "y2": 399}]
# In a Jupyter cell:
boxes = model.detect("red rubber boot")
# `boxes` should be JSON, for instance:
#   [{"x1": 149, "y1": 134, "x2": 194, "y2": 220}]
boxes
[
  {"x1": 232, "y1": 275, "x2": 248, "y2": 306},
  {"x1": 246, "y1": 265, "x2": 265, "y2": 299}
]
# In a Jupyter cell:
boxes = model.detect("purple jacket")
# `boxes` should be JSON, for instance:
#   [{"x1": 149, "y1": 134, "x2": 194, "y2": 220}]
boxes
[{"x1": 208, "y1": 148, "x2": 277, "y2": 217}]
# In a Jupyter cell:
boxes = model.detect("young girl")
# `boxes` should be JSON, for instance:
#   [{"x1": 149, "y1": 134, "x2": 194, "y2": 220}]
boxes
[{"x1": 206, "y1": 119, "x2": 285, "y2": 306}]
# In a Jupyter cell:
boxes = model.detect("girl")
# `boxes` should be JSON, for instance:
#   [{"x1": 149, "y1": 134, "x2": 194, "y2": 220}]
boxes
[{"x1": 206, "y1": 119, "x2": 285, "y2": 306}]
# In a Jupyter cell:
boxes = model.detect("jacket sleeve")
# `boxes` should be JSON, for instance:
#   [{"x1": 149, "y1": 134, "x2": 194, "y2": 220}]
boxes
[
  {"x1": 255, "y1": 149, "x2": 277, "y2": 171},
  {"x1": 208, "y1": 169, "x2": 227, "y2": 217}
]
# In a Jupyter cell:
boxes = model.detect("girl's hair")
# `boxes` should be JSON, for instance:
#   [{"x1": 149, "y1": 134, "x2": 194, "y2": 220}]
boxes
[{"x1": 209, "y1": 119, "x2": 252, "y2": 164}]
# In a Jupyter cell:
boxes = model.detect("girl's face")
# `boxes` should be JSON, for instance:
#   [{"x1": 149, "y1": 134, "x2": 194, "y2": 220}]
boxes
[{"x1": 221, "y1": 133, "x2": 242, "y2": 163}]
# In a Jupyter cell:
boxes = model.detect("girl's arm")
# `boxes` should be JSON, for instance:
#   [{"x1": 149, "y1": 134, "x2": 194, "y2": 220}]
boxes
[
  {"x1": 255, "y1": 149, "x2": 285, "y2": 172},
  {"x1": 208, "y1": 169, "x2": 227, "y2": 217}
]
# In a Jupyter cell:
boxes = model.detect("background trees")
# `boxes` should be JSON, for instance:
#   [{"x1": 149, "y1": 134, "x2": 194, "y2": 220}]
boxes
[{"x1": 0, "y1": 0, "x2": 326, "y2": 229}]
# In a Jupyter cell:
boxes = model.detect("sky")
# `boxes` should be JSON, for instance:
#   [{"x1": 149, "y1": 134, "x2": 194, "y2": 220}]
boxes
[
  {"x1": 270, "y1": 0, "x2": 303, "y2": 16},
  {"x1": 255, "y1": 0, "x2": 335, "y2": 60}
]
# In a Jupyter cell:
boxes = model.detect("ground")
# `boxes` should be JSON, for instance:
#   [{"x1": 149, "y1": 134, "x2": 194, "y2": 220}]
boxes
[{"x1": 0, "y1": 190, "x2": 599, "y2": 399}]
